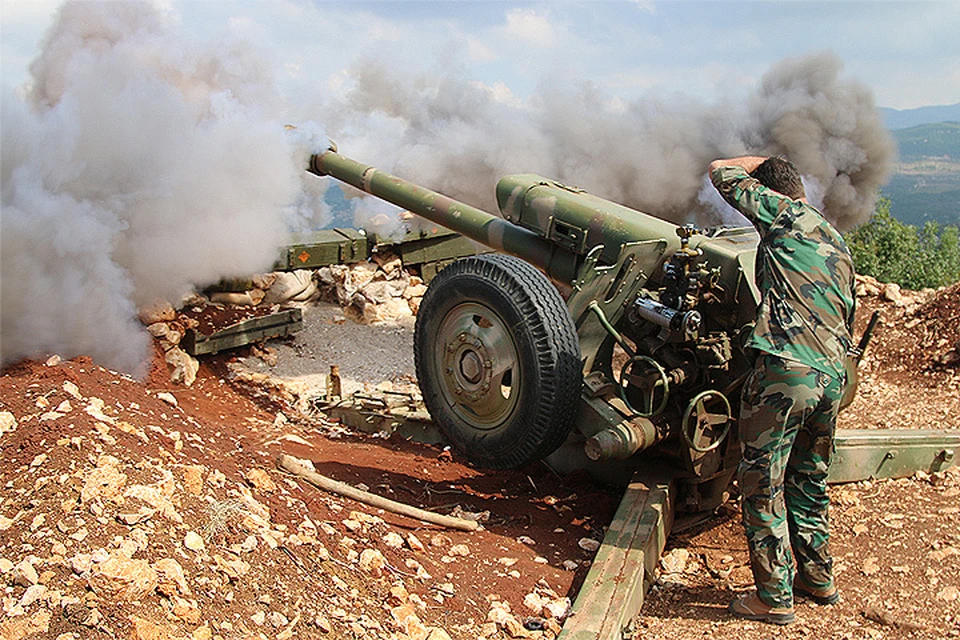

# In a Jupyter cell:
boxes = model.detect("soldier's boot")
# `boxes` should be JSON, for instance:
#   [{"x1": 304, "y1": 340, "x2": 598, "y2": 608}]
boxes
[
  {"x1": 728, "y1": 592, "x2": 795, "y2": 625},
  {"x1": 794, "y1": 575, "x2": 840, "y2": 605}
]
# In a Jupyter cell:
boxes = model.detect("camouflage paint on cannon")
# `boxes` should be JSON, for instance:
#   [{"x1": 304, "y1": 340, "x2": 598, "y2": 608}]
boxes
[{"x1": 306, "y1": 146, "x2": 958, "y2": 639}]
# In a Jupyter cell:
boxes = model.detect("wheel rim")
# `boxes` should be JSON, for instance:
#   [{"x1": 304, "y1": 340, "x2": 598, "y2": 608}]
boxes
[{"x1": 433, "y1": 301, "x2": 521, "y2": 430}]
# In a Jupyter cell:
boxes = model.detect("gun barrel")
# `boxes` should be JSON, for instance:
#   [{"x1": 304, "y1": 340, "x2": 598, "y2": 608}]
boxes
[{"x1": 309, "y1": 150, "x2": 579, "y2": 284}]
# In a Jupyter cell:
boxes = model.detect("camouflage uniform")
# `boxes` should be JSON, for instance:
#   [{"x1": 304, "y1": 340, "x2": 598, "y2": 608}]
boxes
[{"x1": 711, "y1": 165, "x2": 856, "y2": 608}]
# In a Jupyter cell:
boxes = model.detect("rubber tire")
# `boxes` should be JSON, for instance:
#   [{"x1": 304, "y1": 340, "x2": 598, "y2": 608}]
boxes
[{"x1": 414, "y1": 254, "x2": 582, "y2": 469}]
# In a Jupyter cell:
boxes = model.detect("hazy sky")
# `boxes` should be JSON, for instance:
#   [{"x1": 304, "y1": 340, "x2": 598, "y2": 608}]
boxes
[{"x1": 2, "y1": 0, "x2": 958, "y2": 111}]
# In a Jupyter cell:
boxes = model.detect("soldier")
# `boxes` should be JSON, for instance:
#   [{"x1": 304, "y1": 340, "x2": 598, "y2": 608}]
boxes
[{"x1": 708, "y1": 155, "x2": 856, "y2": 625}]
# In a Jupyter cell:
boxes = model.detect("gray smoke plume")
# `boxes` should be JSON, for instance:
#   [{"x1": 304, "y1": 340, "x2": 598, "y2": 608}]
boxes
[
  {"x1": 746, "y1": 52, "x2": 896, "y2": 229},
  {"x1": 314, "y1": 51, "x2": 894, "y2": 231},
  {"x1": 1, "y1": 2, "x2": 327, "y2": 376}
]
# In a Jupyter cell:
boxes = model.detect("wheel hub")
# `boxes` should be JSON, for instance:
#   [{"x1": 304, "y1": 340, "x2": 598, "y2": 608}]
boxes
[
  {"x1": 459, "y1": 350, "x2": 484, "y2": 384},
  {"x1": 435, "y1": 303, "x2": 519, "y2": 429}
]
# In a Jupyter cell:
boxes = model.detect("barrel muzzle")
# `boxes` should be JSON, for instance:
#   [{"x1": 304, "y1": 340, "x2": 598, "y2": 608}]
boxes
[
  {"x1": 308, "y1": 141, "x2": 339, "y2": 177},
  {"x1": 308, "y1": 153, "x2": 328, "y2": 177}
]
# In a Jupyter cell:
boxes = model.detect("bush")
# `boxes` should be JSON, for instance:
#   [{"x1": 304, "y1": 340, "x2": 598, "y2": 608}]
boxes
[{"x1": 845, "y1": 198, "x2": 960, "y2": 289}]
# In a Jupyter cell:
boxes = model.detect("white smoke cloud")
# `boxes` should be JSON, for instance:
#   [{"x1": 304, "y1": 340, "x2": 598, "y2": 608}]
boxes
[{"x1": 1, "y1": 1, "x2": 325, "y2": 376}]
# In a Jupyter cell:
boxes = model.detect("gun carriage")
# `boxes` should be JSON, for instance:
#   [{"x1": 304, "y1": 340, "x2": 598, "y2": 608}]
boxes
[{"x1": 306, "y1": 146, "x2": 956, "y2": 638}]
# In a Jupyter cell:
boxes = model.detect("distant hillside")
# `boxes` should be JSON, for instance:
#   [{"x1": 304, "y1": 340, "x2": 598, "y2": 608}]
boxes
[
  {"x1": 882, "y1": 122, "x2": 960, "y2": 227},
  {"x1": 881, "y1": 103, "x2": 960, "y2": 130},
  {"x1": 892, "y1": 122, "x2": 960, "y2": 161}
]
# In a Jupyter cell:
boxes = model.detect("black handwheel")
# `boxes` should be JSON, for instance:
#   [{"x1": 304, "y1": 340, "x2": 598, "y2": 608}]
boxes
[{"x1": 414, "y1": 254, "x2": 582, "y2": 469}]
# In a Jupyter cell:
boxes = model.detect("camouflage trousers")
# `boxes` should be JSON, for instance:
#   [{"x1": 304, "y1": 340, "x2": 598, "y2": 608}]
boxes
[{"x1": 737, "y1": 353, "x2": 842, "y2": 608}]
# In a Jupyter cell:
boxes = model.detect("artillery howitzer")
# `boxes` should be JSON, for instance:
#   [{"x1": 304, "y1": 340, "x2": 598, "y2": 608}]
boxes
[{"x1": 307, "y1": 146, "x2": 958, "y2": 638}]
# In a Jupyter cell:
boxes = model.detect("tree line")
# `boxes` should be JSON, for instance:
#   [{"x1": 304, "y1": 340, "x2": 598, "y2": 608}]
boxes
[{"x1": 845, "y1": 197, "x2": 960, "y2": 289}]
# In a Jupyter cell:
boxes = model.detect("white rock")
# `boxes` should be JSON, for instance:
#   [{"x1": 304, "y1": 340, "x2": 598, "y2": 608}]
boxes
[
  {"x1": 406, "y1": 533, "x2": 425, "y2": 551},
  {"x1": 938, "y1": 585, "x2": 960, "y2": 601},
  {"x1": 63, "y1": 381, "x2": 83, "y2": 399},
  {"x1": 157, "y1": 392, "x2": 178, "y2": 407},
  {"x1": 245, "y1": 468, "x2": 277, "y2": 493},
  {"x1": 87, "y1": 554, "x2": 159, "y2": 601},
  {"x1": 20, "y1": 584, "x2": 48, "y2": 608},
  {"x1": 382, "y1": 532, "x2": 405, "y2": 549},
  {"x1": 268, "y1": 611, "x2": 289, "y2": 628},
  {"x1": 70, "y1": 554, "x2": 93, "y2": 575},
  {"x1": 0, "y1": 411, "x2": 17, "y2": 435},
  {"x1": 523, "y1": 592, "x2": 544, "y2": 614},
  {"x1": 183, "y1": 531, "x2": 205, "y2": 551},
  {"x1": 154, "y1": 558, "x2": 191, "y2": 596},
  {"x1": 138, "y1": 300, "x2": 176, "y2": 325},
  {"x1": 578, "y1": 537, "x2": 601, "y2": 552},
  {"x1": 882, "y1": 282, "x2": 903, "y2": 303},
  {"x1": 543, "y1": 597, "x2": 571, "y2": 620},
  {"x1": 12, "y1": 559, "x2": 39, "y2": 586},
  {"x1": 359, "y1": 548, "x2": 386, "y2": 575},
  {"x1": 165, "y1": 347, "x2": 199, "y2": 387},
  {"x1": 240, "y1": 535, "x2": 258, "y2": 553},
  {"x1": 561, "y1": 560, "x2": 579, "y2": 571},
  {"x1": 660, "y1": 548, "x2": 689, "y2": 574},
  {"x1": 30, "y1": 513, "x2": 45, "y2": 531}
]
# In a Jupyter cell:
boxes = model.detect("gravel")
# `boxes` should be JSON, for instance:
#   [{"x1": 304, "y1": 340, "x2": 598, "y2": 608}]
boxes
[{"x1": 240, "y1": 302, "x2": 418, "y2": 394}]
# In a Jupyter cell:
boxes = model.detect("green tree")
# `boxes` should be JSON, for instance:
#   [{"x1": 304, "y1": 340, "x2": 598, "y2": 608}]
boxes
[{"x1": 845, "y1": 197, "x2": 960, "y2": 289}]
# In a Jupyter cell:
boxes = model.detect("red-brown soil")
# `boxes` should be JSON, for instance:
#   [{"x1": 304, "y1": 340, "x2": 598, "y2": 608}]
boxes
[{"x1": 1, "y1": 281, "x2": 957, "y2": 640}]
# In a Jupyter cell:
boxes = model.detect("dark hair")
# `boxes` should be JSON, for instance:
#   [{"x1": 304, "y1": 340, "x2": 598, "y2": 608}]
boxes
[{"x1": 750, "y1": 157, "x2": 805, "y2": 200}]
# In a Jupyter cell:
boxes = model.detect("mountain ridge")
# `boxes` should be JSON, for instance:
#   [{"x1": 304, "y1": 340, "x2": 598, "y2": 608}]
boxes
[{"x1": 880, "y1": 102, "x2": 960, "y2": 130}]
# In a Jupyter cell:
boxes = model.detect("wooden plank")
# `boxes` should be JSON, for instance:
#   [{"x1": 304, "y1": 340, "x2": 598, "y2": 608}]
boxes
[{"x1": 559, "y1": 470, "x2": 674, "y2": 640}]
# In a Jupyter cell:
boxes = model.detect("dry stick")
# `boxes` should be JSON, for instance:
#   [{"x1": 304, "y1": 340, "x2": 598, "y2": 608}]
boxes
[{"x1": 277, "y1": 454, "x2": 480, "y2": 532}]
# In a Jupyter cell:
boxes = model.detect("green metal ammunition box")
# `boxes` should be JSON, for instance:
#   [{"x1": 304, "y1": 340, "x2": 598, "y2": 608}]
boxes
[{"x1": 282, "y1": 228, "x2": 368, "y2": 270}]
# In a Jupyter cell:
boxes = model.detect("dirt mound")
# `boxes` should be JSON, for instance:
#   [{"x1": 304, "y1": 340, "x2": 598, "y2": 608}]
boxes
[
  {"x1": 839, "y1": 279, "x2": 960, "y2": 431},
  {"x1": 861, "y1": 280, "x2": 960, "y2": 373}
]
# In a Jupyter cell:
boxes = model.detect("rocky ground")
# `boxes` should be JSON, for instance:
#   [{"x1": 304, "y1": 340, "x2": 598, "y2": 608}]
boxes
[{"x1": 1, "y1": 269, "x2": 958, "y2": 640}]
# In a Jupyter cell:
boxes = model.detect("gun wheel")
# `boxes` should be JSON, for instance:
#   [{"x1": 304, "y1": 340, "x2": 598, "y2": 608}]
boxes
[{"x1": 415, "y1": 254, "x2": 582, "y2": 469}]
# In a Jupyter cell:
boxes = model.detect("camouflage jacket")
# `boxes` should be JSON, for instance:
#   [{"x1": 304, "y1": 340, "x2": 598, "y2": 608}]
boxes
[{"x1": 711, "y1": 165, "x2": 856, "y2": 380}]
